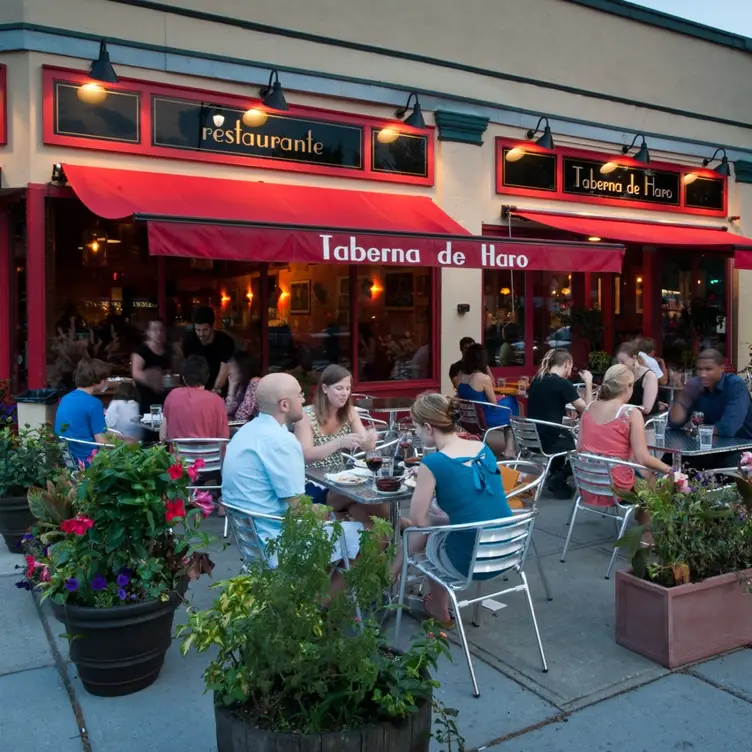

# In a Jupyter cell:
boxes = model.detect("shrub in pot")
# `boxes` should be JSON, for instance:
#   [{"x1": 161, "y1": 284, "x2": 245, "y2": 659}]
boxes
[
  {"x1": 179, "y1": 501, "x2": 464, "y2": 751},
  {"x1": 614, "y1": 468, "x2": 752, "y2": 667},
  {"x1": 0, "y1": 420, "x2": 62, "y2": 552},
  {"x1": 17, "y1": 442, "x2": 216, "y2": 696}
]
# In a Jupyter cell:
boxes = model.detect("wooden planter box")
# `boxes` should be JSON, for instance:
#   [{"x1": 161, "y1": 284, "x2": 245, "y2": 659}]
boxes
[{"x1": 615, "y1": 568, "x2": 752, "y2": 668}]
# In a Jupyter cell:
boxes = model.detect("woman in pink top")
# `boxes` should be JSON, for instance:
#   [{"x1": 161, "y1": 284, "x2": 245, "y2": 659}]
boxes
[
  {"x1": 577, "y1": 364, "x2": 670, "y2": 506},
  {"x1": 160, "y1": 355, "x2": 230, "y2": 442}
]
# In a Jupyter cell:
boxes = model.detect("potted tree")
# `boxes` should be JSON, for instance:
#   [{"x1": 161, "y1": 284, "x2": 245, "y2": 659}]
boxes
[
  {"x1": 17, "y1": 442, "x2": 216, "y2": 696},
  {"x1": 614, "y1": 466, "x2": 752, "y2": 668},
  {"x1": 0, "y1": 421, "x2": 62, "y2": 552},
  {"x1": 179, "y1": 501, "x2": 464, "y2": 752}
]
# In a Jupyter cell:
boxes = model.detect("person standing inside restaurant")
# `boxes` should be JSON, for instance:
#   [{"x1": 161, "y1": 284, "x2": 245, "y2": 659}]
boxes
[
  {"x1": 669, "y1": 349, "x2": 752, "y2": 467},
  {"x1": 160, "y1": 355, "x2": 230, "y2": 442},
  {"x1": 54, "y1": 359, "x2": 111, "y2": 465},
  {"x1": 131, "y1": 318, "x2": 171, "y2": 416},
  {"x1": 615, "y1": 342, "x2": 659, "y2": 415},
  {"x1": 182, "y1": 306, "x2": 235, "y2": 395},
  {"x1": 527, "y1": 349, "x2": 592, "y2": 498}
]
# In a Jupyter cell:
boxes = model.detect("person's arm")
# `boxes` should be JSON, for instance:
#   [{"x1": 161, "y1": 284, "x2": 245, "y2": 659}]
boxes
[
  {"x1": 481, "y1": 374, "x2": 498, "y2": 405},
  {"x1": 211, "y1": 335, "x2": 235, "y2": 393},
  {"x1": 579, "y1": 369, "x2": 593, "y2": 406},
  {"x1": 212, "y1": 362, "x2": 230, "y2": 393},
  {"x1": 348, "y1": 407, "x2": 377, "y2": 450},
  {"x1": 293, "y1": 411, "x2": 362, "y2": 463},
  {"x1": 565, "y1": 379, "x2": 588, "y2": 414},
  {"x1": 215, "y1": 398, "x2": 230, "y2": 439},
  {"x1": 91, "y1": 402, "x2": 108, "y2": 445},
  {"x1": 714, "y1": 379, "x2": 750, "y2": 437},
  {"x1": 640, "y1": 371, "x2": 659, "y2": 414},
  {"x1": 234, "y1": 379, "x2": 259, "y2": 422},
  {"x1": 105, "y1": 402, "x2": 117, "y2": 430},
  {"x1": 225, "y1": 380, "x2": 241, "y2": 417},
  {"x1": 267, "y1": 438, "x2": 307, "y2": 506},
  {"x1": 131, "y1": 352, "x2": 162, "y2": 393},
  {"x1": 628, "y1": 409, "x2": 671, "y2": 473},
  {"x1": 656, "y1": 357, "x2": 669, "y2": 386},
  {"x1": 669, "y1": 378, "x2": 700, "y2": 428},
  {"x1": 449, "y1": 363, "x2": 461, "y2": 389},
  {"x1": 409, "y1": 463, "x2": 438, "y2": 527}
]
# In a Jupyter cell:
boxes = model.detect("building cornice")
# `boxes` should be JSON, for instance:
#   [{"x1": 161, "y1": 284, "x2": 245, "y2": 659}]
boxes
[{"x1": 434, "y1": 111, "x2": 489, "y2": 146}]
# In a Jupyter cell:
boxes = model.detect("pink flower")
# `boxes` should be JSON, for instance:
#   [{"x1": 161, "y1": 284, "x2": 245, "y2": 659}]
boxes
[
  {"x1": 61, "y1": 515, "x2": 95, "y2": 536},
  {"x1": 166, "y1": 463, "x2": 184, "y2": 481},
  {"x1": 86, "y1": 448, "x2": 98, "y2": 464},
  {"x1": 191, "y1": 490, "x2": 215, "y2": 518},
  {"x1": 741, "y1": 452, "x2": 752, "y2": 468},
  {"x1": 673, "y1": 471, "x2": 690, "y2": 494},
  {"x1": 187, "y1": 458, "x2": 206, "y2": 483},
  {"x1": 40, "y1": 567, "x2": 50, "y2": 582}
]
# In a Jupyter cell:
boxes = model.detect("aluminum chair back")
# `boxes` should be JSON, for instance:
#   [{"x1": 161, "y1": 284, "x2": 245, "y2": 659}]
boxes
[
  {"x1": 170, "y1": 438, "x2": 229, "y2": 477},
  {"x1": 510, "y1": 417, "x2": 545, "y2": 456},
  {"x1": 471, "y1": 511, "x2": 536, "y2": 577},
  {"x1": 59, "y1": 440, "x2": 80, "y2": 475},
  {"x1": 568, "y1": 452, "x2": 646, "y2": 502},
  {"x1": 221, "y1": 501, "x2": 280, "y2": 567},
  {"x1": 498, "y1": 459, "x2": 546, "y2": 507},
  {"x1": 456, "y1": 398, "x2": 486, "y2": 436}
]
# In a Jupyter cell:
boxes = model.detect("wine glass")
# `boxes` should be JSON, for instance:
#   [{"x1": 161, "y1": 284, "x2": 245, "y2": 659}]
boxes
[{"x1": 365, "y1": 450, "x2": 383, "y2": 484}]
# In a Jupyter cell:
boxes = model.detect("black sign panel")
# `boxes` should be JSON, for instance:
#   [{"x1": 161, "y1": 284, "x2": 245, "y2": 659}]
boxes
[
  {"x1": 152, "y1": 96, "x2": 364, "y2": 169},
  {"x1": 563, "y1": 157, "x2": 680, "y2": 206},
  {"x1": 371, "y1": 132, "x2": 429, "y2": 178},
  {"x1": 502, "y1": 149, "x2": 557, "y2": 191},
  {"x1": 54, "y1": 81, "x2": 140, "y2": 143},
  {"x1": 685, "y1": 176, "x2": 725, "y2": 211}
]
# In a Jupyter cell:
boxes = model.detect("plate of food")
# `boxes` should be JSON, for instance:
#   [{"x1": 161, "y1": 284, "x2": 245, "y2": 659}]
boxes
[{"x1": 326, "y1": 469, "x2": 371, "y2": 486}]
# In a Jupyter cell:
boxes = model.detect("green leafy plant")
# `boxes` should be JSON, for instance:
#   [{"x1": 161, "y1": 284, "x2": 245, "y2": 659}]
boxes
[
  {"x1": 587, "y1": 350, "x2": 612, "y2": 373},
  {"x1": 0, "y1": 420, "x2": 62, "y2": 497},
  {"x1": 616, "y1": 471, "x2": 752, "y2": 587},
  {"x1": 179, "y1": 499, "x2": 464, "y2": 749},
  {"x1": 18, "y1": 442, "x2": 216, "y2": 606}
]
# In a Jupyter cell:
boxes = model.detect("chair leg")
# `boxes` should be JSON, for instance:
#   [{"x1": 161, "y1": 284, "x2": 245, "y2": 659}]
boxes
[
  {"x1": 394, "y1": 556, "x2": 410, "y2": 646},
  {"x1": 223, "y1": 515, "x2": 229, "y2": 539},
  {"x1": 605, "y1": 506, "x2": 635, "y2": 580},
  {"x1": 520, "y1": 571, "x2": 548, "y2": 673},
  {"x1": 561, "y1": 496, "x2": 581, "y2": 562},
  {"x1": 471, "y1": 582, "x2": 482, "y2": 627},
  {"x1": 565, "y1": 495, "x2": 577, "y2": 526},
  {"x1": 448, "y1": 588, "x2": 480, "y2": 698},
  {"x1": 531, "y1": 538, "x2": 553, "y2": 601}
]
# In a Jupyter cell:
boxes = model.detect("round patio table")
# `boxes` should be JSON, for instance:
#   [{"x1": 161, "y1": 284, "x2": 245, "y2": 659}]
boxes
[{"x1": 354, "y1": 396, "x2": 415, "y2": 429}]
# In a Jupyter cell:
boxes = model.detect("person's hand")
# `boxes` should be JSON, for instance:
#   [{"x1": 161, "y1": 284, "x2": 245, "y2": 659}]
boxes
[
  {"x1": 580, "y1": 369, "x2": 593, "y2": 384},
  {"x1": 337, "y1": 434, "x2": 362, "y2": 451}
]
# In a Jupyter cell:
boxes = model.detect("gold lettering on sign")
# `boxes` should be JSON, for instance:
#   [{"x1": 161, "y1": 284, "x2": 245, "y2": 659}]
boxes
[{"x1": 200, "y1": 127, "x2": 325, "y2": 155}]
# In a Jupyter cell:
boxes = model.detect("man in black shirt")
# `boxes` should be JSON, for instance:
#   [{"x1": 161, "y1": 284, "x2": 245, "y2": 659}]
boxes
[
  {"x1": 449, "y1": 337, "x2": 476, "y2": 386},
  {"x1": 181, "y1": 306, "x2": 235, "y2": 394}
]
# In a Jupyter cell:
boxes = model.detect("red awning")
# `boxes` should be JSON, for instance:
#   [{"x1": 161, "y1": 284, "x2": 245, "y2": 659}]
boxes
[
  {"x1": 62, "y1": 164, "x2": 625, "y2": 272},
  {"x1": 516, "y1": 210, "x2": 752, "y2": 268}
]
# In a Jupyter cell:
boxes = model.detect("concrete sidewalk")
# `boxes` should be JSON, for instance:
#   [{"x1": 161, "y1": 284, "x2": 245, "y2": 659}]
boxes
[{"x1": 2, "y1": 500, "x2": 752, "y2": 751}]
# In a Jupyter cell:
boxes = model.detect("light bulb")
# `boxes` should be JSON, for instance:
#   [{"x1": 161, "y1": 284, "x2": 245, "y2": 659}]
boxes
[{"x1": 77, "y1": 83, "x2": 108, "y2": 105}]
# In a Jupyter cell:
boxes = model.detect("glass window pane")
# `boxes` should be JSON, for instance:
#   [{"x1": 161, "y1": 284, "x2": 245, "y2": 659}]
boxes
[
  {"x1": 358, "y1": 267, "x2": 432, "y2": 382},
  {"x1": 268, "y1": 264, "x2": 352, "y2": 373},
  {"x1": 483, "y1": 270, "x2": 525, "y2": 366},
  {"x1": 533, "y1": 272, "x2": 573, "y2": 364}
]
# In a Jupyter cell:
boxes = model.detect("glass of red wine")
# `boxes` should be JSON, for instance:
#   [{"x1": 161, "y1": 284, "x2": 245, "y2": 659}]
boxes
[
  {"x1": 690, "y1": 411, "x2": 704, "y2": 437},
  {"x1": 365, "y1": 450, "x2": 383, "y2": 484}
]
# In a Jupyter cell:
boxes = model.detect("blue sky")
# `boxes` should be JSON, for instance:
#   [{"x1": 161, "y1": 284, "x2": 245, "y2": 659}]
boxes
[{"x1": 631, "y1": 0, "x2": 752, "y2": 36}]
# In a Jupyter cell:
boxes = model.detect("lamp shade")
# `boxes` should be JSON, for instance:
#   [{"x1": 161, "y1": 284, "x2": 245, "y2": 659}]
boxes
[
  {"x1": 714, "y1": 156, "x2": 731, "y2": 177},
  {"x1": 261, "y1": 81, "x2": 288, "y2": 111},
  {"x1": 81, "y1": 228, "x2": 108, "y2": 268},
  {"x1": 634, "y1": 140, "x2": 651, "y2": 164},
  {"x1": 535, "y1": 125, "x2": 555, "y2": 151},
  {"x1": 403, "y1": 101, "x2": 426, "y2": 129},
  {"x1": 89, "y1": 41, "x2": 119, "y2": 84}
]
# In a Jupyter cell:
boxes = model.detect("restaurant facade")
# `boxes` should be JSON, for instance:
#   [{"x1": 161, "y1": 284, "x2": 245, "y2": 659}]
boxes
[{"x1": 2, "y1": 0, "x2": 752, "y2": 395}]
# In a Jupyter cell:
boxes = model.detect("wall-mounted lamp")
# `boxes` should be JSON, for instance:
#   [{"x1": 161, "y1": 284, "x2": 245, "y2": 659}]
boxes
[
  {"x1": 50, "y1": 164, "x2": 66, "y2": 185},
  {"x1": 702, "y1": 147, "x2": 730, "y2": 177},
  {"x1": 621, "y1": 134, "x2": 651, "y2": 164},
  {"x1": 259, "y1": 70, "x2": 288, "y2": 111},
  {"x1": 242, "y1": 108, "x2": 268, "y2": 127},
  {"x1": 457, "y1": 303, "x2": 470, "y2": 315},
  {"x1": 587, "y1": 236, "x2": 601, "y2": 242},
  {"x1": 88, "y1": 40, "x2": 118, "y2": 84},
  {"x1": 77, "y1": 82, "x2": 108, "y2": 105},
  {"x1": 504, "y1": 117, "x2": 555, "y2": 162},
  {"x1": 377, "y1": 92, "x2": 425, "y2": 143}
]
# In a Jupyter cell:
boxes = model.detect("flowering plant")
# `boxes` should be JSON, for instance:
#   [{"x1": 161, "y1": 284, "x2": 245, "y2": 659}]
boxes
[
  {"x1": 18, "y1": 442, "x2": 216, "y2": 606},
  {"x1": 179, "y1": 500, "x2": 463, "y2": 748},
  {"x1": 0, "y1": 380, "x2": 16, "y2": 425},
  {"x1": 0, "y1": 420, "x2": 62, "y2": 498},
  {"x1": 616, "y1": 471, "x2": 752, "y2": 587}
]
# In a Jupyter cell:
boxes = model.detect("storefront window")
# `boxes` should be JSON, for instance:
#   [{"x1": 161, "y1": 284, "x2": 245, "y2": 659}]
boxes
[
  {"x1": 483, "y1": 270, "x2": 525, "y2": 366},
  {"x1": 357, "y1": 266, "x2": 432, "y2": 382},
  {"x1": 533, "y1": 272, "x2": 573, "y2": 364}
]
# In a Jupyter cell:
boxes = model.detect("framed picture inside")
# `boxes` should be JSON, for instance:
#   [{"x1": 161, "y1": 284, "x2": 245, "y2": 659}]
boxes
[
  {"x1": 290, "y1": 280, "x2": 311, "y2": 314},
  {"x1": 385, "y1": 272, "x2": 415, "y2": 310}
]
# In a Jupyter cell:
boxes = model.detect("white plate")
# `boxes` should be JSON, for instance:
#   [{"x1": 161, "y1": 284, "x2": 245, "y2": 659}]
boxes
[
  {"x1": 327, "y1": 469, "x2": 371, "y2": 486},
  {"x1": 404, "y1": 476, "x2": 417, "y2": 489}
]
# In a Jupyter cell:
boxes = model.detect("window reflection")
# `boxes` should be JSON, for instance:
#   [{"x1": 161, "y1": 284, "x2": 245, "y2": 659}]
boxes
[
  {"x1": 533, "y1": 272, "x2": 573, "y2": 364},
  {"x1": 483, "y1": 270, "x2": 525, "y2": 366}
]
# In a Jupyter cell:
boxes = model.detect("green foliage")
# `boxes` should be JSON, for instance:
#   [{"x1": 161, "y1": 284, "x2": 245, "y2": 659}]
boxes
[
  {"x1": 0, "y1": 421, "x2": 62, "y2": 497},
  {"x1": 179, "y1": 501, "x2": 463, "y2": 748},
  {"x1": 569, "y1": 306, "x2": 604, "y2": 347},
  {"x1": 587, "y1": 350, "x2": 612, "y2": 373},
  {"x1": 615, "y1": 474, "x2": 752, "y2": 587},
  {"x1": 21, "y1": 442, "x2": 215, "y2": 607}
]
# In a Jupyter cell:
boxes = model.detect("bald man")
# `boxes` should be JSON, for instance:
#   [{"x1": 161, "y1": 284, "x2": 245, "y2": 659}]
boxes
[{"x1": 222, "y1": 373, "x2": 361, "y2": 564}]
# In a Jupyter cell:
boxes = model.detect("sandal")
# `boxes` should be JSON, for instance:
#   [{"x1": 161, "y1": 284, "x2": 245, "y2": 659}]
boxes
[{"x1": 422, "y1": 593, "x2": 456, "y2": 629}]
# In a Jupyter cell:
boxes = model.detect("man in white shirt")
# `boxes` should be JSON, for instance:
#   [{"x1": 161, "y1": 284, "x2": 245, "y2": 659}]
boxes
[{"x1": 637, "y1": 338, "x2": 664, "y2": 380}]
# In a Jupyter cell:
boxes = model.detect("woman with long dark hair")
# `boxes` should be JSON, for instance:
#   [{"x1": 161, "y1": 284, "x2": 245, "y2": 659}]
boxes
[{"x1": 225, "y1": 352, "x2": 261, "y2": 422}]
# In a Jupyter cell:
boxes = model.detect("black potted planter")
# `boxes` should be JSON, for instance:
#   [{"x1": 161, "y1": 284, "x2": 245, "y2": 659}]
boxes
[
  {"x1": 214, "y1": 692, "x2": 432, "y2": 752},
  {"x1": 52, "y1": 582, "x2": 187, "y2": 697},
  {"x1": 0, "y1": 495, "x2": 35, "y2": 552}
]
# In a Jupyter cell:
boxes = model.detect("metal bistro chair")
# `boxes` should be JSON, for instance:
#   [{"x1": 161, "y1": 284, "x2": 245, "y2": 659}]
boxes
[
  {"x1": 456, "y1": 398, "x2": 511, "y2": 440},
  {"x1": 170, "y1": 438, "x2": 230, "y2": 537},
  {"x1": 562, "y1": 452, "x2": 652, "y2": 579},
  {"x1": 60, "y1": 437, "x2": 116, "y2": 478},
  {"x1": 510, "y1": 417, "x2": 577, "y2": 501},
  {"x1": 395, "y1": 510, "x2": 547, "y2": 697}
]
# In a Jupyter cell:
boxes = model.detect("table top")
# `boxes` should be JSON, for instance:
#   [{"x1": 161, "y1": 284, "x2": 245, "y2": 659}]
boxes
[
  {"x1": 493, "y1": 387, "x2": 521, "y2": 396},
  {"x1": 130, "y1": 416, "x2": 161, "y2": 432},
  {"x1": 646, "y1": 429, "x2": 752, "y2": 457},
  {"x1": 306, "y1": 466, "x2": 412, "y2": 506},
  {"x1": 355, "y1": 397, "x2": 414, "y2": 412}
]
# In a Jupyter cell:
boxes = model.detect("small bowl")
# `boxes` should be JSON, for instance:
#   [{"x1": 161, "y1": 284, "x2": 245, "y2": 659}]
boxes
[{"x1": 376, "y1": 477, "x2": 402, "y2": 492}]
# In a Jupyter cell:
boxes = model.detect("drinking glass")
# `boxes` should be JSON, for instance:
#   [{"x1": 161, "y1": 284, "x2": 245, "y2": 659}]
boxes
[
  {"x1": 150, "y1": 404, "x2": 162, "y2": 428},
  {"x1": 698, "y1": 425, "x2": 714, "y2": 450},
  {"x1": 496, "y1": 377, "x2": 506, "y2": 389},
  {"x1": 517, "y1": 376, "x2": 529, "y2": 397},
  {"x1": 365, "y1": 450, "x2": 383, "y2": 483},
  {"x1": 653, "y1": 415, "x2": 667, "y2": 440}
]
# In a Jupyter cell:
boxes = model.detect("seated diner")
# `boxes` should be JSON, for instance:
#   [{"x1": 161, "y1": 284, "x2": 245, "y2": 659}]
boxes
[
  {"x1": 615, "y1": 342, "x2": 659, "y2": 415},
  {"x1": 225, "y1": 351, "x2": 261, "y2": 422}
]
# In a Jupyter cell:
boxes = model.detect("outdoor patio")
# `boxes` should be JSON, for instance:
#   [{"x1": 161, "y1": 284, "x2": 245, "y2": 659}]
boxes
[{"x1": 3, "y1": 494, "x2": 752, "y2": 751}]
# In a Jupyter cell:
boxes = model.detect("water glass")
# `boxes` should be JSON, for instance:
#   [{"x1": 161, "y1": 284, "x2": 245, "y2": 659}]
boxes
[
  {"x1": 378, "y1": 457, "x2": 395, "y2": 477},
  {"x1": 698, "y1": 425, "x2": 714, "y2": 450},
  {"x1": 653, "y1": 415, "x2": 667, "y2": 440},
  {"x1": 496, "y1": 377, "x2": 506, "y2": 389},
  {"x1": 518, "y1": 376, "x2": 529, "y2": 396},
  {"x1": 150, "y1": 404, "x2": 162, "y2": 427}
]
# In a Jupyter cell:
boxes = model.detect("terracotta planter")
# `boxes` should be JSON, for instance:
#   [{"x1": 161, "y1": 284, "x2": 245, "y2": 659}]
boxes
[
  {"x1": 215, "y1": 694, "x2": 432, "y2": 752},
  {"x1": 0, "y1": 495, "x2": 34, "y2": 553},
  {"x1": 615, "y1": 568, "x2": 752, "y2": 668}
]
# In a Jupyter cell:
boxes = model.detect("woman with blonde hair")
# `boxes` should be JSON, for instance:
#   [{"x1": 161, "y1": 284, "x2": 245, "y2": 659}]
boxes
[
  {"x1": 394, "y1": 392, "x2": 513, "y2": 628},
  {"x1": 577, "y1": 364, "x2": 670, "y2": 504}
]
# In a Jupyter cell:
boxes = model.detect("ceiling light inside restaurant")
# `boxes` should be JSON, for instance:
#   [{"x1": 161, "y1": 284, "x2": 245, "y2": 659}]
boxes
[
  {"x1": 242, "y1": 108, "x2": 269, "y2": 127},
  {"x1": 621, "y1": 134, "x2": 650, "y2": 164},
  {"x1": 88, "y1": 40, "x2": 119, "y2": 84},
  {"x1": 77, "y1": 82, "x2": 108, "y2": 105},
  {"x1": 702, "y1": 147, "x2": 731, "y2": 177},
  {"x1": 81, "y1": 228, "x2": 108, "y2": 268},
  {"x1": 259, "y1": 69, "x2": 288, "y2": 111}
]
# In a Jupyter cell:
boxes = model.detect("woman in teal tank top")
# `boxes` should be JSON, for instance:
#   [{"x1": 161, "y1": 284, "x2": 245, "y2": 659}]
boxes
[{"x1": 399, "y1": 392, "x2": 512, "y2": 628}]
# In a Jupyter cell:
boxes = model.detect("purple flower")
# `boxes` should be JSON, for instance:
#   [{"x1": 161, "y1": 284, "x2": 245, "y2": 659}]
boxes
[
  {"x1": 65, "y1": 578, "x2": 78, "y2": 592},
  {"x1": 116, "y1": 573, "x2": 129, "y2": 587},
  {"x1": 90, "y1": 574, "x2": 107, "y2": 591},
  {"x1": 129, "y1": 594, "x2": 138, "y2": 601},
  {"x1": 15, "y1": 580, "x2": 32, "y2": 590},
  {"x1": 117, "y1": 588, "x2": 127, "y2": 601},
  {"x1": 22, "y1": 533, "x2": 34, "y2": 542}
]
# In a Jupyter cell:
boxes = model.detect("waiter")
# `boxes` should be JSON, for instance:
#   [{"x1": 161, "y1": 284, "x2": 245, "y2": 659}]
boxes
[{"x1": 181, "y1": 306, "x2": 235, "y2": 395}]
